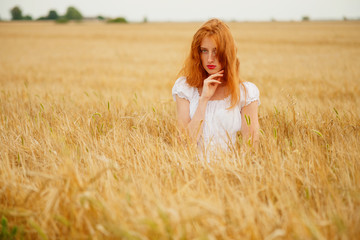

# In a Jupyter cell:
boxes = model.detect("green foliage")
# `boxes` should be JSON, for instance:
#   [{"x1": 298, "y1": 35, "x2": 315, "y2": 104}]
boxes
[
  {"x1": 47, "y1": 10, "x2": 59, "y2": 20},
  {"x1": 28, "y1": 219, "x2": 48, "y2": 240},
  {"x1": 23, "y1": 15, "x2": 32, "y2": 21},
  {"x1": 37, "y1": 16, "x2": 48, "y2": 21},
  {"x1": 0, "y1": 216, "x2": 20, "y2": 240},
  {"x1": 65, "y1": 6, "x2": 83, "y2": 20},
  {"x1": 10, "y1": 6, "x2": 23, "y2": 20},
  {"x1": 10, "y1": 6, "x2": 32, "y2": 21},
  {"x1": 333, "y1": 107, "x2": 340, "y2": 120},
  {"x1": 311, "y1": 129, "x2": 323, "y2": 138},
  {"x1": 37, "y1": 10, "x2": 58, "y2": 21},
  {"x1": 97, "y1": 15, "x2": 105, "y2": 21},
  {"x1": 302, "y1": 16, "x2": 310, "y2": 21},
  {"x1": 107, "y1": 17, "x2": 128, "y2": 23},
  {"x1": 244, "y1": 114, "x2": 251, "y2": 126},
  {"x1": 55, "y1": 17, "x2": 69, "y2": 24}
]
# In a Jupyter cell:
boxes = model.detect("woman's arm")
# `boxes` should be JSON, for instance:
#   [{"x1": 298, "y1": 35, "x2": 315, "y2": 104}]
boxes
[
  {"x1": 240, "y1": 101, "x2": 260, "y2": 149},
  {"x1": 176, "y1": 96, "x2": 208, "y2": 142}
]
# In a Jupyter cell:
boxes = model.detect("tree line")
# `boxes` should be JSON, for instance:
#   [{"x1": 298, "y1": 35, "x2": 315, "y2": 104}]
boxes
[
  {"x1": 8, "y1": 6, "x2": 128, "y2": 23},
  {"x1": 10, "y1": 6, "x2": 83, "y2": 22}
]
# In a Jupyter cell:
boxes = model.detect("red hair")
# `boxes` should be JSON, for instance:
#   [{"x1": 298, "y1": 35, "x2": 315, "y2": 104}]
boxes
[{"x1": 179, "y1": 18, "x2": 243, "y2": 109}]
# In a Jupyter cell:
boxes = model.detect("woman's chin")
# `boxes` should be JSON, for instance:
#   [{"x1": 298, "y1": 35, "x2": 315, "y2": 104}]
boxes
[{"x1": 206, "y1": 68, "x2": 219, "y2": 75}]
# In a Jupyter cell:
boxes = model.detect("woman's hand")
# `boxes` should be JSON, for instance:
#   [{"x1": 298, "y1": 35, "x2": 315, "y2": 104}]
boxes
[{"x1": 200, "y1": 70, "x2": 224, "y2": 101}]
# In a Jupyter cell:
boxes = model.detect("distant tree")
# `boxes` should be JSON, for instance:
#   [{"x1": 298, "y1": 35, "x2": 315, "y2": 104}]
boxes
[
  {"x1": 37, "y1": 16, "x2": 48, "y2": 21},
  {"x1": 107, "y1": 17, "x2": 128, "y2": 23},
  {"x1": 10, "y1": 6, "x2": 23, "y2": 20},
  {"x1": 97, "y1": 15, "x2": 105, "y2": 21},
  {"x1": 23, "y1": 15, "x2": 32, "y2": 20},
  {"x1": 143, "y1": 16, "x2": 148, "y2": 23},
  {"x1": 343, "y1": 16, "x2": 348, "y2": 21},
  {"x1": 55, "y1": 17, "x2": 69, "y2": 24},
  {"x1": 302, "y1": 16, "x2": 310, "y2": 21},
  {"x1": 65, "y1": 6, "x2": 83, "y2": 20},
  {"x1": 47, "y1": 10, "x2": 59, "y2": 20}
]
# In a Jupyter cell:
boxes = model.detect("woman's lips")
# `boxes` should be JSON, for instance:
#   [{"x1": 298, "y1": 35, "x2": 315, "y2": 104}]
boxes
[{"x1": 207, "y1": 65, "x2": 216, "y2": 69}]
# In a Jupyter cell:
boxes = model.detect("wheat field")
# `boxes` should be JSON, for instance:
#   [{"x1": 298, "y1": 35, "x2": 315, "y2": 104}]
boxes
[{"x1": 0, "y1": 21, "x2": 359, "y2": 239}]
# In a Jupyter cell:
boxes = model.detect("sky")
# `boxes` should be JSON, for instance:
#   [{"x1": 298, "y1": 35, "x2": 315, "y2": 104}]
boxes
[{"x1": 1, "y1": 0, "x2": 359, "y2": 22}]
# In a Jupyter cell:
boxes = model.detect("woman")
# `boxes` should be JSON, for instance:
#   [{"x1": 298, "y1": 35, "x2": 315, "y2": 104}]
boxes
[{"x1": 172, "y1": 18, "x2": 260, "y2": 155}]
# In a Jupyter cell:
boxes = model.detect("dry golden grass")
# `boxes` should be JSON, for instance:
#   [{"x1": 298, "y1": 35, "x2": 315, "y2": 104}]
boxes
[{"x1": 0, "y1": 21, "x2": 359, "y2": 239}]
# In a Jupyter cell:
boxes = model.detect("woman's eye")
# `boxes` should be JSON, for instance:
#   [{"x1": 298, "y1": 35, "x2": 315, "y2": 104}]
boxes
[{"x1": 201, "y1": 49, "x2": 208, "y2": 53}]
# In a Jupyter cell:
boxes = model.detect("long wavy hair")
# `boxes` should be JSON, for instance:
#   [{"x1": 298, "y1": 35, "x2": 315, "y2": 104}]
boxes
[{"x1": 179, "y1": 18, "x2": 243, "y2": 109}]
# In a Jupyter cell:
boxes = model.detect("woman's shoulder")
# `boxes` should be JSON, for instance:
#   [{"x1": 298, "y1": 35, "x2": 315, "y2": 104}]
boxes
[
  {"x1": 172, "y1": 76, "x2": 197, "y2": 102},
  {"x1": 240, "y1": 81, "x2": 259, "y2": 92},
  {"x1": 174, "y1": 76, "x2": 189, "y2": 86},
  {"x1": 239, "y1": 81, "x2": 260, "y2": 107}
]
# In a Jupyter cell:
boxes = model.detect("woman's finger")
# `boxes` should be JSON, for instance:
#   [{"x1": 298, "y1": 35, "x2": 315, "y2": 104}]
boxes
[{"x1": 205, "y1": 79, "x2": 221, "y2": 85}]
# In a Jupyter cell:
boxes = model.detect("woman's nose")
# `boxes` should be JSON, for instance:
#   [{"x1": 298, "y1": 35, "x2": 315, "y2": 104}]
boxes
[{"x1": 208, "y1": 52, "x2": 215, "y2": 62}]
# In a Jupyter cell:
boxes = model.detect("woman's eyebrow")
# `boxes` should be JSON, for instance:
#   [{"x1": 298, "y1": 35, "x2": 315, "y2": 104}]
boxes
[{"x1": 200, "y1": 46, "x2": 216, "y2": 49}]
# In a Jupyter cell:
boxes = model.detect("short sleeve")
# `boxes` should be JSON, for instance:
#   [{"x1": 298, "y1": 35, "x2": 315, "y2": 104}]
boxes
[
  {"x1": 172, "y1": 77, "x2": 194, "y2": 102},
  {"x1": 239, "y1": 82, "x2": 260, "y2": 108}
]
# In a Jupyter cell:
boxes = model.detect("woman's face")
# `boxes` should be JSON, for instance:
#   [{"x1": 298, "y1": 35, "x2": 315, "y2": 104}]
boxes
[{"x1": 200, "y1": 36, "x2": 222, "y2": 75}]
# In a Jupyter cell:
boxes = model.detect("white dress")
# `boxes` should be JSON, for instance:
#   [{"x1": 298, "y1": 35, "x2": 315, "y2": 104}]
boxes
[{"x1": 172, "y1": 77, "x2": 260, "y2": 152}]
